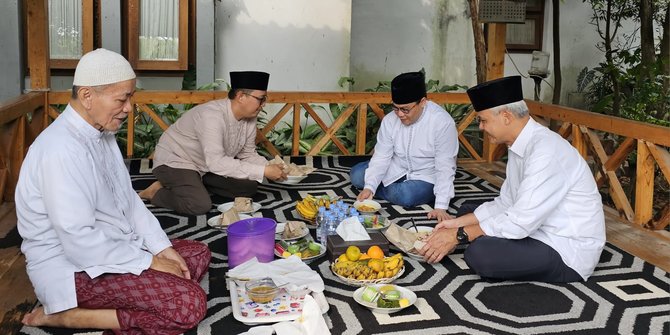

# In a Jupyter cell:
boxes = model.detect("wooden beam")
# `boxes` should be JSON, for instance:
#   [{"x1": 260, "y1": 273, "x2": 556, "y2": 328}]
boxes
[
  {"x1": 26, "y1": 0, "x2": 50, "y2": 90},
  {"x1": 7, "y1": 117, "x2": 26, "y2": 202},
  {"x1": 307, "y1": 104, "x2": 357, "y2": 156},
  {"x1": 595, "y1": 137, "x2": 635, "y2": 187},
  {"x1": 259, "y1": 104, "x2": 292, "y2": 136},
  {"x1": 136, "y1": 104, "x2": 170, "y2": 131},
  {"x1": 634, "y1": 140, "x2": 655, "y2": 226},
  {"x1": 356, "y1": 104, "x2": 368, "y2": 155},
  {"x1": 300, "y1": 103, "x2": 349, "y2": 155},
  {"x1": 0, "y1": 92, "x2": 44, "y2": 126},
  {"x1": 645, "y1": 142, "x2": 670, "y2": 183},
  {"x1": 292, "y1": 104, "x2": 300, "y2": 156},
  {"x1": 572, "y1": 124, "x2": 587, "y2": 159}
]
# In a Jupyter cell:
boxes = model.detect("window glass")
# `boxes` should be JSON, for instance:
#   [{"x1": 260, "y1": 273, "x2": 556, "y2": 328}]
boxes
[
  {"x1": 139, "y1": 0, "x2": 180, "y2": 61},
  {"x1": 48, "y1": 0, "x2": 83, "y2": 59}
]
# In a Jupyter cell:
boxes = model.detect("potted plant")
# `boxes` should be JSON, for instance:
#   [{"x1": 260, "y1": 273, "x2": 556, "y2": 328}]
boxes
[{"x1": 567, "y1": 67, "x2": 595, "y2": 110}]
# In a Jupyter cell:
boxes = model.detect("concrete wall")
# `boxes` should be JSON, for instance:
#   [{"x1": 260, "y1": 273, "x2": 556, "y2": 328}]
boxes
[
  {"x1": 215, "y1": 0, "x2": 352, "y2": 91},
  {"x1": 350, "y1": 0, "x2": 476, "y2": 90},
  {"x1": 0, "y1": 1, "x2": 23, "y2": 104}
]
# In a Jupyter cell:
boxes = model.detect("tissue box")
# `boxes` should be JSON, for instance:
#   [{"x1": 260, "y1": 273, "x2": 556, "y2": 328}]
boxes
[{"x1": 326, "y1": 232, "x2": 389, "y2": 261}]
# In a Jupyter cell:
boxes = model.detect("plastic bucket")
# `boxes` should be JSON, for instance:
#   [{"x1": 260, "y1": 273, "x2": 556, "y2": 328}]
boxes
[{"x1": 227, "y1": 218, "x2": 277, "y2": 268}]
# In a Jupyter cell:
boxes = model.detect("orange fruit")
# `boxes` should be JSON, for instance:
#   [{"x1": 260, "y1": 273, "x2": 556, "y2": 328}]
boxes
[
  {"x1": 359, "y1": 253, "x2": 370, "y2": 260},
  {"x1": 345, "y1": 245, "x2": 361, "y2": 261},
  {"x1": 367, "y1": 245, "x2": 384, "y2": 259}
]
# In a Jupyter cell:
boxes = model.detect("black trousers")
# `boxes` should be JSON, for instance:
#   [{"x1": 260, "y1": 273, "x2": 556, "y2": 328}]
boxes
[
  {"x1": 151, "y1": 165, "x2": 258, "y2": 215},
  {"x1": 458, "y1": 200, "x2": 583, "y2": 283}
]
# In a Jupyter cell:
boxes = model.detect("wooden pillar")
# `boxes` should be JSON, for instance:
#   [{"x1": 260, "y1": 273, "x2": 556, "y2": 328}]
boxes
[
  {"x1": 356, "y1": 104, "x2": 368, "y2": 155},
  {"x1": 292, "y1": 103, "x2": 301, "y2": 156},
  {"x1": 634, "y1": 140, "x2": 655, "y2": 226},
  {"x1": 572, "y1": 124, "x2": 588, "y2": 159},
  {"x1": 26, "y1": 0, "x2": 50, "y2": 90},
  {"x1": 483, "y1": 23, "x2": 507, "y2": 162}
]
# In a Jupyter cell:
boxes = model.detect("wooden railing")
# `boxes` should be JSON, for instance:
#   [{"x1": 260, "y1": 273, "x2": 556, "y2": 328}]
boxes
[{"x1": 1, "y1": 91, "x2": 668, "y2": 230}]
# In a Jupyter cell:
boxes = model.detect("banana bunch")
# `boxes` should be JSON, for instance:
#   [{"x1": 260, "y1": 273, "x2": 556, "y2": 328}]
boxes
[
  {"x1": 295, "y1": 195, "x2": 335, "y2": 220},
  {"x1": 333, "y1": 254, "x2": 404, "y2": 281}
]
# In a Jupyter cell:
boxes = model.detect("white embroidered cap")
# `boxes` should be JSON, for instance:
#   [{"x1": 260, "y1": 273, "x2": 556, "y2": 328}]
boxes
[{"x1": 73, "y1": 48, "x2": 136, "y2": 87}]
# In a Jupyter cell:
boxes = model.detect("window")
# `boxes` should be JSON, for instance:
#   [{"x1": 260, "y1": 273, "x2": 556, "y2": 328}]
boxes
[
  {"x1": 47, "y1": 0, "x2": 95, "y2": 69},
  {"x1": 505, "y1": 0, "x2": 545, "y2": 52},
  {"x1": 125, "y1": 0, "x2": 189, "y2": 70}
]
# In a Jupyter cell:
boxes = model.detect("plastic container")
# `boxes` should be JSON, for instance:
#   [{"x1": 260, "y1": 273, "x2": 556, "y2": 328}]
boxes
[{"x1": 228, "y1": 218, "x2": 277, "y2": 268}]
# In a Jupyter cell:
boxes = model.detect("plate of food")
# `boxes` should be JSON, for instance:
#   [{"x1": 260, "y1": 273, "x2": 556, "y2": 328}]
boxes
[
  {"x1": 353, "y1": 284, "x2": 417, "y2": 314},
  {"x1": 361, "y1": 214, "x2": 391, "y2": 231},
  {"x1": 274, "y1": 175, "x2": 308, "y2": 185},
  {"x1": 274, "y1": 237, "x2": 325, "y2": 263},
  {"x1": 217, "y1": 200, "x2": 261, "y2": 214},
  {"x1": 405, "y1": 226, "x2": 433, "y2": 261},
  {"x1": 207, "y1": 214, "x2": 252, "y2": 230},
  {"x1": 275, "y1": 221, "x2": 310, "y2": 240},
  {"x1": 353, "y1": 199, "x2": 381, "y2": 214}
]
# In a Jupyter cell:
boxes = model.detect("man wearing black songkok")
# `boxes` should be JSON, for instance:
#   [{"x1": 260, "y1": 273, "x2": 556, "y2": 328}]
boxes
[
  {"x1": 140, "y1": 71, "x2": 287, "y2": 215},
  {"x1": 350, "y1": 71, "x2": 459, "y2": 221},
  {"x1": 419, "y1": 76, "x2": 605, "y2": 283}
]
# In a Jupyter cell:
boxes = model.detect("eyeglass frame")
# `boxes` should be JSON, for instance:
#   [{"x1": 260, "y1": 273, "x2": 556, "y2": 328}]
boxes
[
  {"x1": 243, "y1": 92, "x2": 267, "y2": 104},
  {"x1": 391, "y1": 99, "x2": 422, "y2": 114}
]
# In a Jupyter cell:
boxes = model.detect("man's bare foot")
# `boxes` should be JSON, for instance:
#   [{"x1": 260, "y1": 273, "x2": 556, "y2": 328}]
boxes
[
  {"x1": 22, "y1": 306, "x2": 51, "y2": 327},
  {"x1": 138, "y1": 181, "x2": 162, "y2": 200}
]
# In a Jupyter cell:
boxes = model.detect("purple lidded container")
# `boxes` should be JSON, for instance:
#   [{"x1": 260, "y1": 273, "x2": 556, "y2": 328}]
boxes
[{"x1": 227, "y1": 218, "x2": 277, "y2": 268}]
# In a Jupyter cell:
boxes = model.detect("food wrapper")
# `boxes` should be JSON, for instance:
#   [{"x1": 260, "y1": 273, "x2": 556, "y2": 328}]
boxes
[
  {"x1": 233, "y1": 197, "x2": 253, "y2": 212},
  {"x1": 283, "y1": 221, "x2": 307, "y2": 239},
  {"x1": 383, "y1": 223, "x2": 430, "y2": 253},
  {"x1": 269, "y1": 155, "x2": 316, "y2": 176},
  {"x1": 219, "y1": 208, "x2": 240, "y2": 227}
]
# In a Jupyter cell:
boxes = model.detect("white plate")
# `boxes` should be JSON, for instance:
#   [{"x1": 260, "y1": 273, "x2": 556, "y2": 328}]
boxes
[
  {"x1": 353, "y1": 284, "x2": 417, "y2": 314},
  {"x1": 274, "y1": 243, "x2": 326, "y2": 263},
  {"x1": 404, "y1": 226, "x2": 433, "y2": 261},
  {"x1": 207, "y1": 214, "x2": 252, "y2": 230},
  {"x1": 217, "y1": 202, "x2": 261, "y2": 214},
  {"x1": 275, "y1": 223, "x2": 310, "y2": 240},
  {"x1": 353, "y1": 199, "x2": 381, "y2": 213},
  {"x1": 274, "y1": 175, "x2": 307, "y2": 185},
  {"x1": 360, "y1": 214, "x2": 391, "y2": 231}
]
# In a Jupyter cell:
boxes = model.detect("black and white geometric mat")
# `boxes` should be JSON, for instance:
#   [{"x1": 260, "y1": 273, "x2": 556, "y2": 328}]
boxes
[{"x1": 20, "y1": 156, "x2": 670, "y2": 335}]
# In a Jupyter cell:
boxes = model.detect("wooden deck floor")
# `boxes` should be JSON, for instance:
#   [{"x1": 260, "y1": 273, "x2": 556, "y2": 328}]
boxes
[{"x1": 0, "y1": 162, "x2": 668, "y2": 334}]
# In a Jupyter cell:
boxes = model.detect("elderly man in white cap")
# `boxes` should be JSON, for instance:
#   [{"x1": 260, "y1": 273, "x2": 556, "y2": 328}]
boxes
[
  {"x1": 16, "y1": 48, "x2": 211, "y2": 334},
  {"x1": 420, "y1": 76, "x2": 605, "y2": 283}
]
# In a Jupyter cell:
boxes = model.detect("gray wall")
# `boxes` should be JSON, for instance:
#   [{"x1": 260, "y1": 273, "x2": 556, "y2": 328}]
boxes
[{"x1": 0, "y1": 1, "x2": 23, "y2": 104}]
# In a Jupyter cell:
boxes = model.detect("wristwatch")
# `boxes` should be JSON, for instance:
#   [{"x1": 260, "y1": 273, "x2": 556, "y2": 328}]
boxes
[{"x1": 456, "y1": 226, "x2": 469, "y2": 244}]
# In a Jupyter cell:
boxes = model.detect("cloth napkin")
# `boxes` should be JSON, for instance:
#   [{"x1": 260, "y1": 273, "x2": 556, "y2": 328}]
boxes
[
  {"x1": 227, "y1": 256, "x2": 324, "y2": 293},
  {"x1": 239, "y1": 295, "x2": 330, "y2": 335},
  {"x1": 335, "y1": 217, "x2": 370, "y2": 241}
]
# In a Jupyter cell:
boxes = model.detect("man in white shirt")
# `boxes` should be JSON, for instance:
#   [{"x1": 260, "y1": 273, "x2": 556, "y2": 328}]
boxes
[
  {"x1": 16, "y1": 49, "x2": 211, "y2": 333},
  {"x1": 139, "y1": 71, "x2": 287, "y2": 215},
  {"x1": 419, "y1": 76, "x2": 605, "y2": 282},
  {"x1": 351, "y1": 71, "x2": 459, "y2": 221}
]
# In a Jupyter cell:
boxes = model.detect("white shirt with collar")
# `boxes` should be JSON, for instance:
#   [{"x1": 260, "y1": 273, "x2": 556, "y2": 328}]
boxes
[
  {"x1": 15, "y1": 105, "x2": 172, "y2": 314},
  {"x1": 474, "y1": 117, "x2": 605, "y2": 280},
  {"x1": 364, "y1": 101, "x2": 458, "y2": 209}
]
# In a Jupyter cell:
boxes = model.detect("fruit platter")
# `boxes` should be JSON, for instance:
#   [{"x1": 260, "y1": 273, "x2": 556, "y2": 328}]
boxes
[
  {"x1": 274, "y1": 237, "x2": 325, "y2": 263},
  {"x1": 360, "y1": 214, "x2": 391, "y2": 231},
  {"x1": 331, "y1": 246, "x2": 405, "y2": 286},
  {"x1": 295, "y1": 194, "x2": 340, "y2": 223},
  {"x1": 353, "y1": 284, "x2": 417, "y2": 314}
]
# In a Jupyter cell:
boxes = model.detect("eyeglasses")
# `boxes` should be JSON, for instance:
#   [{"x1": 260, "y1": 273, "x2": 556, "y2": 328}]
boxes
[
  {"x1": 391, "y1": 102, "x2": 419, "y2": 114},
  {"x1": 244, "y1": 93, "x2": 267, "y2": 104}
]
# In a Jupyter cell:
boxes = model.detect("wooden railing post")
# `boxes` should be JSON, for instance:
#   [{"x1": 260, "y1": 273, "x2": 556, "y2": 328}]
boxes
[
  {"x1": 292, "y1": 103, "x2": 301, "y2": 156},
  {"x1": 634, "y1": 140, "x2": 655, "y2": 226},
  {"x1": 483, "y1": 22, "x2": 507, "y2": 162},
  {"x1": 356, "y1": 104, "x2": 368, "y2": 155},
  {"x1": 26, "y1": 0, "x2": 50, "y2": 91},
  {"x1": 572, "y1": 124, "x2": 588, "y2": 159}
]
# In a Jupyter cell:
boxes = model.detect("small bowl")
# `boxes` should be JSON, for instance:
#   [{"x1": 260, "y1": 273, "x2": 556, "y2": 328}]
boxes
[
  {"x1": 245, "y1": 278, "x2": 279, "y2": 303},
  {"x1": 287, "y1": 285, "x2": 311, "y2": 298},
  {"x1": 278, "y1": 175, "x2": 307, "y2": 185},
  {"x1": 353, "y1": 199, "x2": 381, "y2": 213}
]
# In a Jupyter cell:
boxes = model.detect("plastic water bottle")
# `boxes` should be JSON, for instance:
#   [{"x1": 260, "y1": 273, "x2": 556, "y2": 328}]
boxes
[
  {"x1": 323, "y1": 213, "x2": 338, "y2": 245},
  {"x1": 315, "y1": 206, "x2": 326, "y2": 243}
]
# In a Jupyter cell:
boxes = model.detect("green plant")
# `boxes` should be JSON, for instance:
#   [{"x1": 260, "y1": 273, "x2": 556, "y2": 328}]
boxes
[{"x1": 576, "y1": 67, "x2": 596, "y2": 93}]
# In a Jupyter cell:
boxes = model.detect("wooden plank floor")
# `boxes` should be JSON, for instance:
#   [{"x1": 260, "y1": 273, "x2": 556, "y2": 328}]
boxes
[{"x1": 0, "y1": 162, "x2": 668, "y2": 334}]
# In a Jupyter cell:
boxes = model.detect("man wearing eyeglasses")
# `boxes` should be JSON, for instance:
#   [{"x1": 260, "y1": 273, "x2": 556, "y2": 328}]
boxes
[
  {"x1": 140, "y1": 71, "x2": 287, "y2": 215},
  {"x1": 350, "y1": 71, "x2": 459, "y2": 221}
]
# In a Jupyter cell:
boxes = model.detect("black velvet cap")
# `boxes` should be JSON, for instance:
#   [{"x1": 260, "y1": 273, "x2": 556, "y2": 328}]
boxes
[
  {"x1": 391, "y1": 71, "x2": 427, "y2": 104},
  {"x1": 230, "y1": 71, "x2": 270, "y2": 91},
  {"x1": 466, "y1": 76, "x2": 524, "y2": 112}
]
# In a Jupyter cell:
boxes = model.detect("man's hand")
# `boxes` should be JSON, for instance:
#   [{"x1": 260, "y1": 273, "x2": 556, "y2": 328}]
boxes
[
  {"x1": 427, "y1": 208, "x2": 452, "y2": 222},
  {"x1": 357, "y1": 189, "x2": 373, "y2": 202},
  {"x1": 419, "y1": 228, "x2": 458, "y2": 263},
  {"x1": 151, "y1": 247, "x2": 191, "y2": 279},
  {"x1": 264, "y1": 164, "x2": 287, "y2": 181}
]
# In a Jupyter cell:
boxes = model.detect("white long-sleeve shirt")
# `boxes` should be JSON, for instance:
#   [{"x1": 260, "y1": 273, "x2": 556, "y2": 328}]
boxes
[
  {"x1": 153, "y1": 99, "x2": 268, "y2": 182},
  {"x1": 474, "y1": 117, "x2": 605, "y2": 280},
  {"x1": 364, "y1": 101, "x2": 458, "y2": 209},
  {"x1": 15, "y1": 105, "x2": 172, "y2": 314}
]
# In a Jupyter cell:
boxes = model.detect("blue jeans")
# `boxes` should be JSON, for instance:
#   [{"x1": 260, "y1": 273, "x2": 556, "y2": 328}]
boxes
[{"x1": 349, "y1": 161, "x2": 435, "y2": 207}]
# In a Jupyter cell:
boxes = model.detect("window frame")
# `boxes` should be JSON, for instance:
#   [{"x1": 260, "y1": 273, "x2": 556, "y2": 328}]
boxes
[
  {"x1": 504, "y1": 0, "x2": 545, "y2": 53},
  {"x1": 125, "y1": 0, "x2": 189, "y2": 71},
  {"x1": 48, "y1": 0, "x2": 95, "y2": 69}
]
